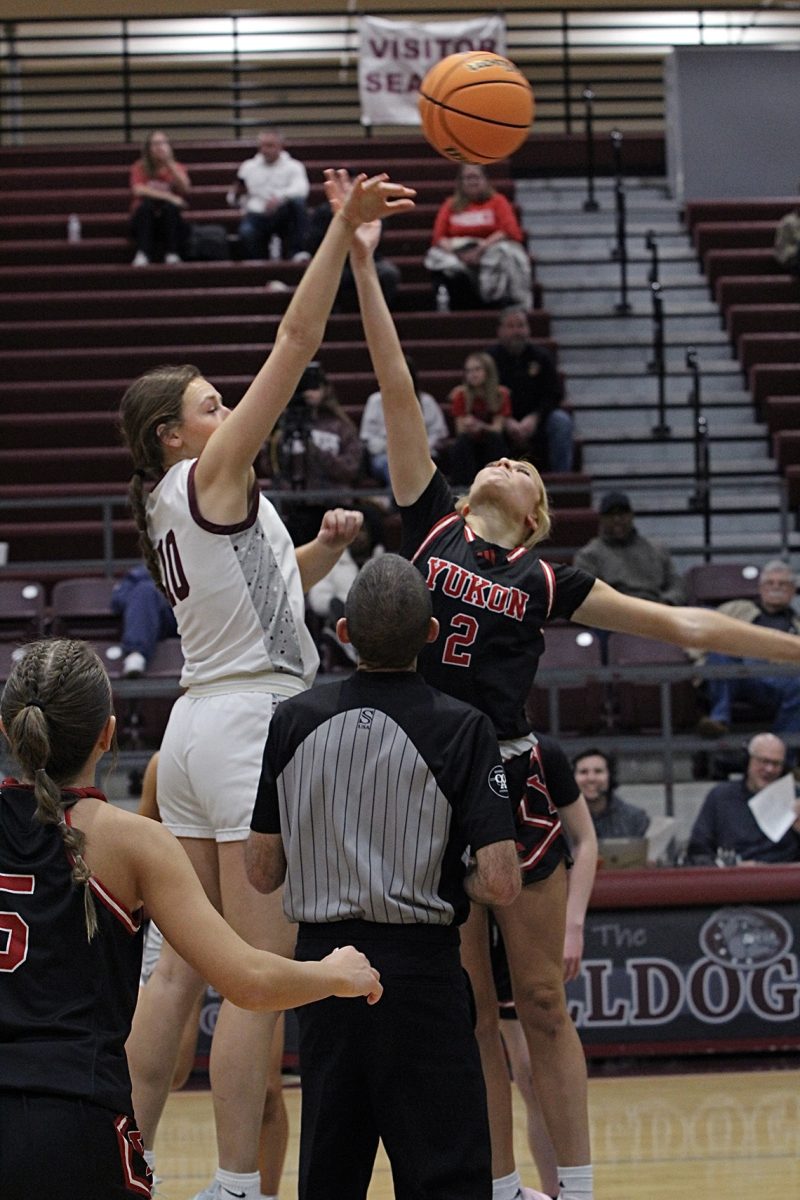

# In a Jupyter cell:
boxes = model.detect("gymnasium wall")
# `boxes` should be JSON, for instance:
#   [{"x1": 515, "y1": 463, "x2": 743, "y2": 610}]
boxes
[{"x1": 665, "y1": 48, "x2": 800, "y2": 200}]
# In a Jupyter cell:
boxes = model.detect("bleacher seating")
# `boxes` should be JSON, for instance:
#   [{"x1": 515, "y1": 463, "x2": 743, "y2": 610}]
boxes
[
  {"x1": 694, "y1": 200, "x2": 799, "y2": 508},
  {"x1": 0, "y1": 135, "x2": 566, "y2": 571}
]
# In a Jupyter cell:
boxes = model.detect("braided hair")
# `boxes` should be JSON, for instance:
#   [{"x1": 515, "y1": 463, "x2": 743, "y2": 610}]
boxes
[
  {"x1": 1, "y1": 639, "x2": 114, "y2": 939},
  {"x1": 119, "y1": 364, "x2": 200, "y2": 594}
]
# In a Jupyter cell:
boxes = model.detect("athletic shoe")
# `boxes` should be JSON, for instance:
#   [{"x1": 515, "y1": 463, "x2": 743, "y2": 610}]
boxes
[
  {"x1": 132, "y1": 250, "x2": 149, "y2": 266},
  {"x1": 164, "y1": 252, "x2": 182, "y2": 264},
  {"x1": 291, "y1": 250, "x2": 311, "y2": 263},
  {"x1": 123, "y1": 651, "x2": 147, "y2": 678},
  {"x1": 190, "y1": 1185, "x2": 249, "y2": 1200},
  {"x1": 520, "y1": 1189, "x2": 556, "y2": 1200}
]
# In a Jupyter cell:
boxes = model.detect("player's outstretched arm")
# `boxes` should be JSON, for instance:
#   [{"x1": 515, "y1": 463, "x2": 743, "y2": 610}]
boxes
[
  {"x1": 335, "y1": 182, "x2": 435, "y2": 508},
  {"x1": 575, "y1": 579, "x2": 800, "y2": 665},
  {"x1": 195, "y1": 171, "x2": 416, "y2": 495}
]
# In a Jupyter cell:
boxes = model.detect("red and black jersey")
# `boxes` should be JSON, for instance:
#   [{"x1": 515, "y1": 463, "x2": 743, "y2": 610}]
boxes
[
  {"x1": 0, "y1": 782, "x2": 143, "y2": 1112},
  {"x1": 400, "y1": 470, "x2": 595, "y2": 739}
]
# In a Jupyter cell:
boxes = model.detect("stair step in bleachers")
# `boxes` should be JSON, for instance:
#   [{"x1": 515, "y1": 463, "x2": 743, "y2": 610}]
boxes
[
  {"x1": 727, "y1": 304, "x2": 800, "y2": 346},
  {"x1": 0, "y1": 310, "x2": 549, "y2": 354},
  {"x1": 764, "y1": 396, "x2": 800, "y2": 433},
  {"x1": 683, "y1": 198, "x2": 798, "y2": 232},
  {"x1": 0, "y1": 338, "x2": 559, "y2": 383},
  {"x1": 715, "y1": 275, "x2": 800, "y2": 313},
  {"x1": 704, "y1": 249, "x2": 786, "y2": 290}
]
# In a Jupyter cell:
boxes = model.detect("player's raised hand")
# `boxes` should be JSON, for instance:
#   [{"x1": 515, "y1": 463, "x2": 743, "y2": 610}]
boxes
[
  {"x1": 317, "y1": 507, "x2": 364, "y2": 551},
  {"x1": 323, "y1": 946, "x2": 383, "y2": 1004},
  {"x1": 325, "y1": 168, "x2": 415, "y2": 227}
]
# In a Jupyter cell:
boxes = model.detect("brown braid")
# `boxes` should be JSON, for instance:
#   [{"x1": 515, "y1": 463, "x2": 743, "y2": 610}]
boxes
[
  {"x1": 119, "y1": 363, "x2": 201, "y2": 592},
  {"x1": 1, "y1": 639, "x2": 114, "y2": 940}
]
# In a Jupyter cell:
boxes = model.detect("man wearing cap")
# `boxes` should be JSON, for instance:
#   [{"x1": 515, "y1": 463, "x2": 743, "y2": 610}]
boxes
[{"x1": 573, "y1": 491, "x2": 685, "y2": 605}]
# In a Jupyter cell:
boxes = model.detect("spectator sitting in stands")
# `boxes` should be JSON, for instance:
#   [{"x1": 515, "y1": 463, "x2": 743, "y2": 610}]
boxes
[
  {"x1": 687, "y1": 732, "x2": 800, "y2": 864},
  {"x1": 424, "y1": 163, "x2": 533, "y2": 311},
  {"x1": 269, "y1": 362, "x2": 365, "y2": 547},
  {"x1": 573, "y1": 748, "x2": 650, "y2": 839},
  {"x1": 227, "y1": 127, "x2": 310, "y2": 261},
  {"x1": 359, "y1": 355, "x2": 448, "y2": 487},
  {"x1": 129, "y1": 130, "x2": 191, "y2": 267},
  {"x1": 574, "y1": 491, "x2": 685, "y2": 605},
  {"x1": 697, "y1": 559, "x2": 800, "y2": 741},
  {"x1": 487, "y1": 306, "x2": 574, "y2": 473},
  {"x1": 446, "y1": 352, "x2": 511, "y2": 486},
  {"x1": 112, "y1": 563, "x2": 179, "y2": 678},
  {"x1": 305, "y1": 168, "x2": 401, "y2": 311},
  {"x1": 774, "y1": 193, "x2": 800, "y2": 277}
]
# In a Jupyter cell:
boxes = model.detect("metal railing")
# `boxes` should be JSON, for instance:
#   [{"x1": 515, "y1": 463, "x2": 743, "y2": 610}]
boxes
[{"x1": 2, "y1": 6, "x2": 800, "y2": 143}]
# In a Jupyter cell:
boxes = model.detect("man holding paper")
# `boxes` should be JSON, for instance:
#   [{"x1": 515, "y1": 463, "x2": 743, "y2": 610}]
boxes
[{"x1": 687, "y1": 733, "x2": 800, "y2": 864}]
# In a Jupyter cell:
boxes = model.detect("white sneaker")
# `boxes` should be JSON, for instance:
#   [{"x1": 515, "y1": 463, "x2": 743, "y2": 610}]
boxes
[
  {"x1": 164, "y1": 252, "x2": 182, "y2": 264},
  {"x1": 132, "y1": 250, "x2": 149, "y2": 266},
  {"x1": 291, "y1": 250, "x2": 311, "y2": 263},
  {"x1": 520, "y1": 1189, "x2": 555, "y2": 1200},
  {"x1": 191, "y1": 1185, "x2": 251, "y2": 1200},
  {"x1": 122, "y1": 651, "x2": 147, "y2": 678}
]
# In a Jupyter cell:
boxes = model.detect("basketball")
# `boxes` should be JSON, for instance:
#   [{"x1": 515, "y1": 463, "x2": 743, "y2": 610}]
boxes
[{"x1": 418, "y1": 51, "x2": 535, "y2": 165}]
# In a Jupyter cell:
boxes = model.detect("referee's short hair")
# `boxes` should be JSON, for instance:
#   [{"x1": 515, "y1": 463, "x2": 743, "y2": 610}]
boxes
[{"x1": 345, "y1": 553, "x2": 432, "y2": 669}]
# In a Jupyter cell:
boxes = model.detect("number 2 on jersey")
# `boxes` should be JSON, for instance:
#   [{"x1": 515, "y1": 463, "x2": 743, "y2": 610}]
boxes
[{"x1": 442, "y1": 613, "x2": 479, "y2": 667}]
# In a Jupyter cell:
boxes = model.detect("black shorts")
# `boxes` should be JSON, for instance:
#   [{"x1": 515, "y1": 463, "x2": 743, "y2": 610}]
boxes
[
  {"x1": 0, "y1": 1092, "x2": 151, "y2": 1200},
  {"x1": 488, "y1": 912, "x2": 517, "y2": 1018},
  {"x1": 505, "y1": 749, "x2": 570, "y2": 886}
]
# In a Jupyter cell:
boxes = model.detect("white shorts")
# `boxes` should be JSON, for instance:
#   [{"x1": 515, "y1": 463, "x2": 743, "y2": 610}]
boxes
[
  {"x1": 157, "y1": 688, "x2": 280, "y2": 841},
  {"x1": 139, "y1": 920, "x2": 164, "y2": 987}
]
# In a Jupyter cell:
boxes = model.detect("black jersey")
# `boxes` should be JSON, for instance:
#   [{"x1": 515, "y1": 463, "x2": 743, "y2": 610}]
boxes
[
  {"x1": 400, "y1": 470, "x2": 595, "y2": 739},
  {"x1": 0, "y1": 782, "x2": 143, "y2": 1112},
  {"x1": 252, "y1": 670, "x2": 515, "y2": 927}
]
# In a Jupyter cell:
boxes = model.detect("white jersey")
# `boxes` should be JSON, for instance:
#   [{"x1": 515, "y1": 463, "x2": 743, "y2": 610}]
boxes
[{"x1": 147, "y1": 459, "x2": 318, "y2": 691}]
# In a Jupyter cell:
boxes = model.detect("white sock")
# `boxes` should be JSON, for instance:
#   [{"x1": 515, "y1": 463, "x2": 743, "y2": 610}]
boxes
[
  {"x1": 215, "y1": 1168, "x2": 262, "y2": 1199},
  {"x1": 558, "y1": 1163, "x2": 593, "y2": 1200},
  {"x1": 493, "y1": 1170, "x2": 523, "y2": 1200}
]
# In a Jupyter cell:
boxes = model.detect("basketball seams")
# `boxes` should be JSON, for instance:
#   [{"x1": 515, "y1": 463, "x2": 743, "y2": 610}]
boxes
[{"x1": 422, "y1": 95, "x2": 532, "y2": 132}]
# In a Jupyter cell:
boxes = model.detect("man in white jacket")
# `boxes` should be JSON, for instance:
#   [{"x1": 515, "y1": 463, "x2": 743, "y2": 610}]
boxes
[{"x1": 228, "y1": 128, "x2": 310, "y2": 260}]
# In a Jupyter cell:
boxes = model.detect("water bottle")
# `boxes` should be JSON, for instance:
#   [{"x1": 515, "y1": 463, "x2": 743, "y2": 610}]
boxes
[
  {"x1": 435, "y1": 283, "x2": 450, "y2": 312},
  {"x1": 67, "y1": 213, "x2": 82, "y2": 243},
  {"x1": 269, "y1": 234, "x2": 282, "y2": 260},
  {"x1": 289, "y1": 430, "x2": 306, "y2": 490}
]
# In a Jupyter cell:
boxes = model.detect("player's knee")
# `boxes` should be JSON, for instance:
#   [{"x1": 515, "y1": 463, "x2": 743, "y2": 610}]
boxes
[{"x1": 515, "y1": 979, "x2": 569, "y2": 1040}]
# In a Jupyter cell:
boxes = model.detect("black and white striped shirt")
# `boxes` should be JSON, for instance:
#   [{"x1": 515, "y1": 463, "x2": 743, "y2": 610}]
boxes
[{"x1": 252, "y1": 670, "x2": 514, "y2": 925}]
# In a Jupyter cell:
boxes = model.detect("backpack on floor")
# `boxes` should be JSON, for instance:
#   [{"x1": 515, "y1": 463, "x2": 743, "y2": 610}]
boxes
[{"x1": 187, "y1": 223, "x2": 231, "y2": 261}]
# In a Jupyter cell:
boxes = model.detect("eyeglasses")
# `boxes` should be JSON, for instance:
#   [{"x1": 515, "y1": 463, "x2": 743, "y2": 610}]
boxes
[{"x1": 750, "y1": 755, "x2": 785, "y2": 769}]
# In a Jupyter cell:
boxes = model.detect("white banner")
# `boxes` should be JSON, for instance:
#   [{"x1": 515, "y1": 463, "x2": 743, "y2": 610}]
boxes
[{"x1": 358, "y1": 14, "x2": 507, "y2": 127}]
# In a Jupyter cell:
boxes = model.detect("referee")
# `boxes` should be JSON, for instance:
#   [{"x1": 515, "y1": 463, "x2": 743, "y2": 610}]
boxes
[{"x1": 246, "y1": 553, "x2": 521, "y2": 1200}]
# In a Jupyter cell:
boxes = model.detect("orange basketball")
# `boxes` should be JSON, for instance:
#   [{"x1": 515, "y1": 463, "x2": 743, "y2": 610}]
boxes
[{"x1": 418, "y1": 51, "x2": 535, "y2": 165}]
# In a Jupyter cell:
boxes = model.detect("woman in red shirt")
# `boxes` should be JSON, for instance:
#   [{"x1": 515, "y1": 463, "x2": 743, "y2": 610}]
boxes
[
  {"x1": 447, "y1": 351, "x2": 512, "y2": 484},
  {"x1": 129, "y1": 130, "x2": 191, "y2": 266},
  {"x1": 425, "y1": 164, "x2": 533, "y2": 311}
]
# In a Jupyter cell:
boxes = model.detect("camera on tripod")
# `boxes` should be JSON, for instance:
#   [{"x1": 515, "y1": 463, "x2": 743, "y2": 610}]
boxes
[{"x1": 278, "y1": 361, "x2": 323, "y2": 488}]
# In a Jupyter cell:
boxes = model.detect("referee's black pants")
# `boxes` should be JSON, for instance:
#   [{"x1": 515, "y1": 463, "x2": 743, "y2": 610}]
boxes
[{"x1": 295, "y1": 920, "x2": 492, "y2": 1200}]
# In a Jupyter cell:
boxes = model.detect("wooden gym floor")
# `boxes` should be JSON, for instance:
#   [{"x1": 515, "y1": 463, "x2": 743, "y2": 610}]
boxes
[{"x1": 154, "y1": 1064, "x2": 799, "y2": 1199}]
